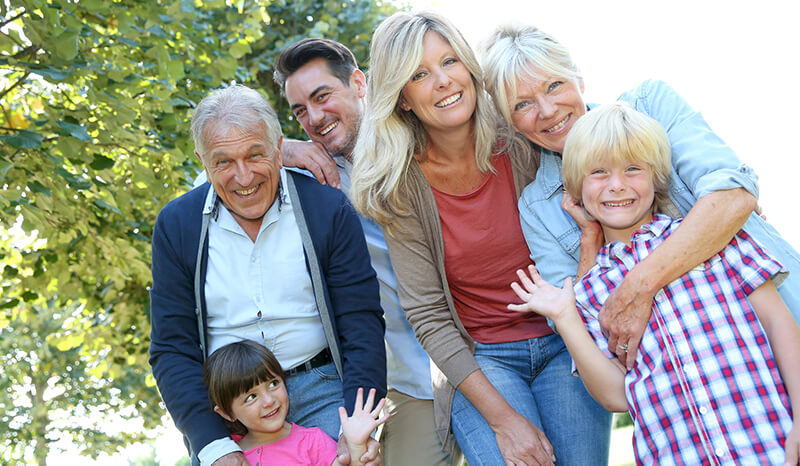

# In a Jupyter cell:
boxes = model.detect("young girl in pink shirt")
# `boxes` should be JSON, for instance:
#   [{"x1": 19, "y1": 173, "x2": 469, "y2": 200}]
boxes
[{"x1": 203, "y1": 340, "x2": 388, "y2": 466}]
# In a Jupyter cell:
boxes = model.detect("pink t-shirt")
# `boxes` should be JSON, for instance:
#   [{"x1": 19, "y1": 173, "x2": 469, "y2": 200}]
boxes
[
  {"x1": 432, "y1": 153, "x2": 552, "y2": 343},
  {"x1": 234, "y1": 423, "x2": 337, "y2": 466}
]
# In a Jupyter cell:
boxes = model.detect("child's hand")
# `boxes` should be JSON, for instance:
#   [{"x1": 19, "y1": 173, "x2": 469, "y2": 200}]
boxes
[
  {"x1": 785, "y1": 423, "x2": 800, "y2": 465},
  {"x1": 339, "y1": 387, "x2": 389, "y2": 450},
  {"x1": 508, "y1": 264, "x2": 578, "y2": 324}
]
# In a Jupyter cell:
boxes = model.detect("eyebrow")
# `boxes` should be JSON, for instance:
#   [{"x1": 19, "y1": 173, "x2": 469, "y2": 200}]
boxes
[
  {"x1": 290, "y1": 85, "x2": 332, "y2": 112},
  {"x1": 209, "y1": 143, "x2": 268, "y2": 160}
]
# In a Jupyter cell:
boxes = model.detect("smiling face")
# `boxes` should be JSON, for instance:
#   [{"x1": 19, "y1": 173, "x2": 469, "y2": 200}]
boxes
[
  {"x1": 509, "y1": 68, "x2": 586, "y2": 153},
  {"x1": 285, "y1": 58, "x2": 366, "y2": 159},
  {"x1": 399, "y1": 31, "x2": 477, "y2": 135},
  {"x1": 581, "y1": 157, "x2": 656, "y2": 244},
  {"x1": 201, "y1": 121, "x2": 282, "y2": 239},
  {"x1": 215, "y1": 376, "x2": 291, "y2": 445}
]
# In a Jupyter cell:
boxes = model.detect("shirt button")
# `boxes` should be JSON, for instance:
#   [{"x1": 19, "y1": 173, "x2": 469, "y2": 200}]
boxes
[
  {"x1": 715, "y1": 447, "x2": 725, "y2": 457},
  {"x1": 251, "y1": 256, "x2": 256, "y2": 263},
  {"x1": 699, "y1": 406, "x2": 708, "y2": 415}
]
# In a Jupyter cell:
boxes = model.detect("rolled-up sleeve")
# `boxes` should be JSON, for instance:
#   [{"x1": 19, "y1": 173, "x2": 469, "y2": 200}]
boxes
[{"x1": 624, "y1": 80, "x2": 759, "y2": 205}]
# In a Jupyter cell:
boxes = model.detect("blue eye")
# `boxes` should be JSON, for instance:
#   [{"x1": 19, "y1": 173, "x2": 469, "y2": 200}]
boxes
[
  {"x1": 514, "y1": 100, "x2": 531, "y2": 112},
  {"x1": 443, "y1": 57, "x2": 458, "y2": 66},
  {"x1": 548, "y1": 81, "x2": 563, "y2": 92},
  {"x1": 411, "y1": 70, "x2": 427, "y2": 81}
]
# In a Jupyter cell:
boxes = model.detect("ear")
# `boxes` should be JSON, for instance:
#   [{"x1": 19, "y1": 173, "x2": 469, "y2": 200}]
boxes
[
  {"x1": 276, "y1": 135, "x2": 283, "y2": 153},
  {"x1": 350, "y1": 69, "x2": 367, "y2": 99},
  {"x1": 214, "y1": 405, "x2": 235, "y2": 422},
  {"x1": 577, "y1": 76, "x2": 585, "y2": 94},
  {"x1": 399, "y1": 94, "x2": 411, "y2": 112}
]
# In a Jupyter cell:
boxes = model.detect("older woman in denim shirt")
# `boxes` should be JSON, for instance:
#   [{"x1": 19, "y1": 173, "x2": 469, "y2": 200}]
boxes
[{"x1": 481, "y1": 24, "x2": 800, "y2": 368}]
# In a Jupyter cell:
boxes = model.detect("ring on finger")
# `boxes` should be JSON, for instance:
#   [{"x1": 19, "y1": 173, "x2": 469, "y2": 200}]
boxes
[{"x1": 617, "y1": 343, "x2": 628, "y2": 352}]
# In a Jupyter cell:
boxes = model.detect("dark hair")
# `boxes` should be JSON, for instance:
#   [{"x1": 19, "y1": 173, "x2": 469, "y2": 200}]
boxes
[
  {"x1": 203, "y1": 340, "x2": 285, "y2": 435},
  {"x1": 273, "y1": 38, "x2": 358, "y2": 96}
]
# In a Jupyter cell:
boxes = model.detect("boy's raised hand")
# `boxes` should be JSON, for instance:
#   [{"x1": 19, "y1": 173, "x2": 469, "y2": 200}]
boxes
[
  {"x1": 509, "y1": 264, "x2": 577, "y2": 324},
  {"x1": 338, "y1": 387, "x2": 390, "y2": 466}
]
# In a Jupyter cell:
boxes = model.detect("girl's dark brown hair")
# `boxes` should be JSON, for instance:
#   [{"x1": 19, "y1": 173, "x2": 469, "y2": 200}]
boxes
[{"x1": 203, "y1": 339, "x2": 285, "y2": 436}]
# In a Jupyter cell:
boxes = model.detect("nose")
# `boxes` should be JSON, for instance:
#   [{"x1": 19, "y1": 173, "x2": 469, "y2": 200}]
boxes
[
  {"x1": 233, "y1": 160, "x2": 255, "y2": 186},
  {"x1": 433, "y1": 68, "x2": 452, "y2": 89},
  {"x1": 537, "y1": 94, "x2": 557, "y2": 119},
  {"x1": 307, "y1": 105, "x2": 325, "y2": 128},
  {"x1": 608, "y1": 171, "x2": 626, "y2": 192}
]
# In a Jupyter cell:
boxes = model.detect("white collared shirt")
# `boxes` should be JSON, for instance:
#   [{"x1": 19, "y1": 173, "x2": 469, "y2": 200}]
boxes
[{"x1": 203, "y1": 169, "x2": 327, "y2": 367}]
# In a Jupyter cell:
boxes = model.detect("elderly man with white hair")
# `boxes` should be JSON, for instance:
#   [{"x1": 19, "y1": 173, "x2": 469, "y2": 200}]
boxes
[{"x1": 149, "y1": 84, "x2": 386, "y2": 466}]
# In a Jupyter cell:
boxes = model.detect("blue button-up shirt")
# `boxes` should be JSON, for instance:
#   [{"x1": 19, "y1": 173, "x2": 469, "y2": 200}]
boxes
[
  {"x1": 519, "y1": 80, "x2": 800, "y2": 321},
  {"x1": 335, "y1": 155, "x2": 434, "y2": 400}
]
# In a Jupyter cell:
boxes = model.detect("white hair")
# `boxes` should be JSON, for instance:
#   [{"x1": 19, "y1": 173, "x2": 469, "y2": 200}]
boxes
[
  {"x1": 190, "y1": 84, "x2": 282, "y2": 160},
  {"x1": 480, "y1": 24, "x2": 581, "y2": 130}
]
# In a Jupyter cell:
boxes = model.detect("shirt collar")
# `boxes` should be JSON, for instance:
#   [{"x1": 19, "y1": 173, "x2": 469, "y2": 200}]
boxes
[
  {"x1": 538, "y1": 150, "x2": 565, "y2": 198},
  {"x1": 596, "y1": 213, "x2": 673, "y2": 268}
]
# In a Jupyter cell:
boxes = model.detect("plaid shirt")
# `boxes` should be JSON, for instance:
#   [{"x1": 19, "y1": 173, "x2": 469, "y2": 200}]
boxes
[{"x1": 575, "y1": 214, "x2": 793, "y2": 465}]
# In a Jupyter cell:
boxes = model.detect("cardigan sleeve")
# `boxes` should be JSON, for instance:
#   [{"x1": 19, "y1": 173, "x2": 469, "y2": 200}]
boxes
[
  {"x1": 325, "y1": 194, "x2": 388, "y2": 411},
  {"x1": 149, "y1": 200, "x2": 231, "y2": 455},
  {"x1": 384, "y1": 186, "x2": 480, "y2": 389}
]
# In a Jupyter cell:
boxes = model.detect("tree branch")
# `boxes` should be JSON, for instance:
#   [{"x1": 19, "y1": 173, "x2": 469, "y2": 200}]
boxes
[
  {"x1": 0, "y1": 9, "x2": 26, "y2": 30},
  {"x1": 0, "y1": 71, "x2": 29, "y2": 101}
]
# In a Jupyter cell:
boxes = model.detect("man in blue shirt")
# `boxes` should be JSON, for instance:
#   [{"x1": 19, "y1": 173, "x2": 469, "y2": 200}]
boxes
[
  {"x1": 149, "y1": 84, "x2": 386, "y2": 465},
  {"x1": 274, "y1": 38, "x2": 455, "y2": 466}
]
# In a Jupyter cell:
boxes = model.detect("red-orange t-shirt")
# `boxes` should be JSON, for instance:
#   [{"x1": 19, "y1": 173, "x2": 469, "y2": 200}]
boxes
[{"x1": 431, "y1": 153, "x2": 552, "y2": 343}]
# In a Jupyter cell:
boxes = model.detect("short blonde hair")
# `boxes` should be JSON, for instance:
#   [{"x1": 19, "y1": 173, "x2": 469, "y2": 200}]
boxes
[
  {"x1": 480, "y1": 24, "x2": 580, "y2": 130},
  {"x1": 562, "y1": 102, "x2": 672, "y2": 211},
  {"x1": 350, "y1": 11, "x2": 501, "y2": 228}
]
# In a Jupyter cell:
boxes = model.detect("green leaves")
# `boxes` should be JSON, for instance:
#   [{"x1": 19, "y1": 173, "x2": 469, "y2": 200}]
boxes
[
  {"x1": 0, "y1": 0, "x2": 399, "y2": 462},
  {"x1": 0, "y1": 129, "x2": 43, "y2": 149}
]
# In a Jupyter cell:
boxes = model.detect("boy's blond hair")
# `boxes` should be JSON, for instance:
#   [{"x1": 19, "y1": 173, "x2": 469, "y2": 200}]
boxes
[{"x1": 562, "y1": 102, "x2": 672, "y2": 213}]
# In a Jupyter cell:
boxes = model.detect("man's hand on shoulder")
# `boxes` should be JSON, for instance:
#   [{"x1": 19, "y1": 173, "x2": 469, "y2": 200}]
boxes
[
  {"x1": 211, "y1": 451, "x2": 249, "y2": 466},
  {"x1": 281, "y1": 139, "x2": 341, "y2": 189}
]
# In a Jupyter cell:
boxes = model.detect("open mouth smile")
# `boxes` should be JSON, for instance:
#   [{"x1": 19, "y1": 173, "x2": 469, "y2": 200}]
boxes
[
  {"x1": 319, "y1": 120, "x2": 339, "y2": 135},
  {"x1": 543, "y1": 114, "x2": 570, "y2": 134},
  {"x1": 602, "y1": 200, "x2": 634, "y2": 207},
  {"x1": 435, "y1": 91, "x2": 462, "y2": 108},
  {"x1": 235, "y1": 184, "x2": 260, "y2": 196}
]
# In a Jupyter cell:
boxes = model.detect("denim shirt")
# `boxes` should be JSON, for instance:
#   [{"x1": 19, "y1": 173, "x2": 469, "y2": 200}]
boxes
[{"x1": 519, "y1": 80, "x2": 800, "y2": 321}]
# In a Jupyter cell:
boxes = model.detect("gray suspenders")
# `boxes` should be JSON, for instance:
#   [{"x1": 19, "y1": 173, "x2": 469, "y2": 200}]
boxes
[
  {"x1": 192, "y1": 176, "x2": 343, "y2": 380},
  {"x1": 284, "y1": 173, "x2": 344, "y2": 379}
]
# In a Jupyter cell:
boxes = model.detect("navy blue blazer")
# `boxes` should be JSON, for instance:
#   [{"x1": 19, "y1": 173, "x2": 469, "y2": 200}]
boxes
[{"x1": 149, "y1": 171, "x2": 386, "y2": 455}]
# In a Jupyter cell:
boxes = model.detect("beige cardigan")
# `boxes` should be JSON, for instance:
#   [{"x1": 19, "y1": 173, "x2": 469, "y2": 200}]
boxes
[{"x1": 384, "y1": 148, "x2": 540, "y2": 450}]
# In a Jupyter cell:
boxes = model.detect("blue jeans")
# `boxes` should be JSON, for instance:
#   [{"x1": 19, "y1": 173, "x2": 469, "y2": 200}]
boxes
[
  {"x1": 285, "y1": 360, "x2": 344, "y2": 439},
  {"x1": 451, "y1": 334, "x2": 612, "y2": 466}
]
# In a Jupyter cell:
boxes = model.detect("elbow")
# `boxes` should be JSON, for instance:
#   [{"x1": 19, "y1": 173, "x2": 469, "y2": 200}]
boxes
[{"x1": 602, "y1": 397, "x2": 629, "y2": 413}]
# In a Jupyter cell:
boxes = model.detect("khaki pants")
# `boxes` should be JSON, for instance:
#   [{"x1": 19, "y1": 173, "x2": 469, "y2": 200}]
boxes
[{"x1": 378, "y1": 388, "x2": 462, "y2": 466}]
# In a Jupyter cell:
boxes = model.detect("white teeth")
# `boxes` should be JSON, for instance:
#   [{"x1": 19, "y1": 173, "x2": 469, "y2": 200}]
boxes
[
  {"x1": 544, "y1": 116, "x2": 569, "y2": 133},
  {"x1": 604, "y1": 200, "x2": 633, "y2": 207},
  {"x1": 319, "y1": 120, "x2": 338, "y2": 135},
  {"x1": 435, "y1": 92, "x2": 462, "y2": 108},
  {"x1": 236, "y1": 186, "x2": 258, "y2": 196}
]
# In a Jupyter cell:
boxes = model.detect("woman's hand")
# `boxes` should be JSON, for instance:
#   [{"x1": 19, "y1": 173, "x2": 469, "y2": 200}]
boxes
[
  {"x1": 598, "y1": 267, "x2": 653, "y2": 369},
  {"x1": 491, "y1": 411, "x2": 555, "y2": 466}
]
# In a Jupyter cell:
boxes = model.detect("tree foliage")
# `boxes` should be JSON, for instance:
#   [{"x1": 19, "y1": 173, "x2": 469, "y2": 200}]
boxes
[{"x1": 0, "y1": 0, "x2": 398, "y2": 463}]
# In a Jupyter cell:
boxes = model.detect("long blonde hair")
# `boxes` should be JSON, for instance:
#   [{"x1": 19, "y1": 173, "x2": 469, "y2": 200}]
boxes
[{"x1": 350, "y1": 11, "x2": 503, "y2": 228}]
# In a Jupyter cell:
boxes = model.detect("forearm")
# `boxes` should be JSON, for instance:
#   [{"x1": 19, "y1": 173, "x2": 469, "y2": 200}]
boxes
[
  {"x1": 750, "y1": 282, "x2": 800, "y2": 422},
  {"x1": 457, "y1": 370, "x2": 524, "y2": 429},
  {"x1": 634, "y1": 188, "x2": 755, "y2": 294},
  {"x1": 576, "y1": 231, "x2": 603, "y2": 278},
  {"x1": 554, "y1": 314, "x2": 627, "y2": 411}
]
